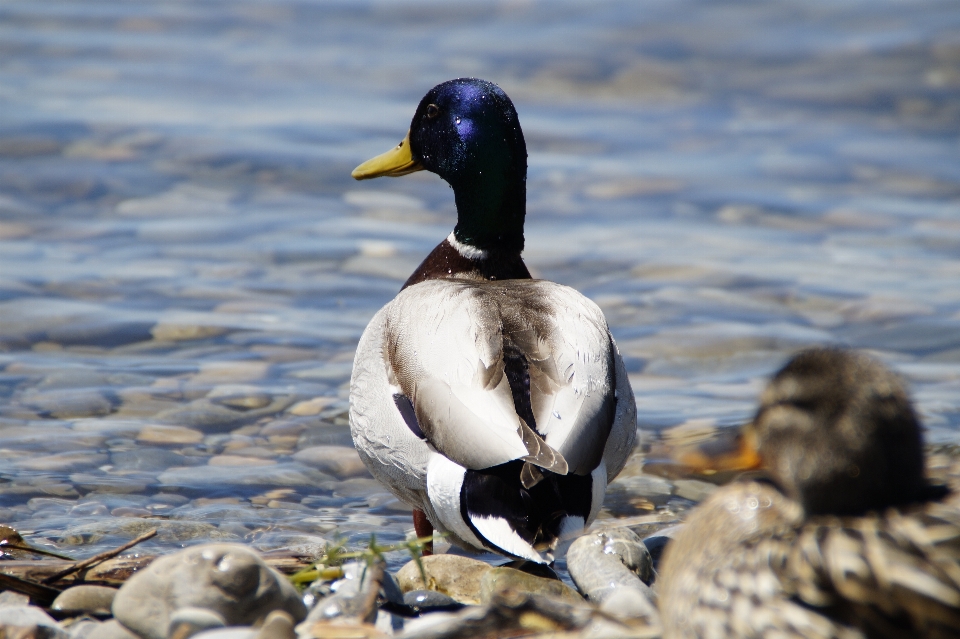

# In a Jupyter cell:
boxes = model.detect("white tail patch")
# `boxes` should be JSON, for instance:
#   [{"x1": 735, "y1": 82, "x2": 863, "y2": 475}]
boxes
[
  {"x1": 426, "y1": 454, "x2": 485, "y2": 550},
  {"x1": 470, "y1": 515, "x2": 546, "y2": 563}
]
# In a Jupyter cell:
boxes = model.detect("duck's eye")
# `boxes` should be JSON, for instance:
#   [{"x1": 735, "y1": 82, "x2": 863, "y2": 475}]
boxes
[{"x1": 425, "y1": 104, "x2": 440, "y2": 119}]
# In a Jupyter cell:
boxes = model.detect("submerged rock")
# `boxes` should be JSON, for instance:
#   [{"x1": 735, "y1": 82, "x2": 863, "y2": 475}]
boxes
[{"x1": 112, "y1": 543, "x2": 306, "y2": 639}]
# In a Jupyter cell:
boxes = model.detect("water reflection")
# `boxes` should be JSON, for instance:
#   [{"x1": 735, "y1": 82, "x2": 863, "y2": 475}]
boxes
[{"x1": 1, "y1": 0, "x2": 958, "y2": 564}]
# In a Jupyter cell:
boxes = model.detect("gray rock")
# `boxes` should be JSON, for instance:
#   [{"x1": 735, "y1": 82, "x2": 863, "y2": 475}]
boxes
[
  {"x1": 21, "y1": 389, "x2": 113, "y2": 419},
  {"x1": 673, "y1": 478, "x2": 717, "y2": 502},
  {"x1": 402, "y1": 590, "x2": 462, "y2": 612},
  {"x1": 607, "y1": 474, "x2": 674, "y2": 506},
  {"x1": 479, "y1": 567, "x2": 583, "y2": 605},
  {"x1": 154, "y1": 397, "x2": 293, "y2": 434},
  {"x1": 641, "y1": 523, "x2": 683, "y2": 571},
  {"x1": 255, "y1": 610, "x2": 296, "y2": 639},
  {"x1": 87, "y1": 619, "x2": 142, "y2": 639},
  {"x1": 52, "y1": 585, "x2": 118, "y2": 615},
  {"x1": 375, "y1": 609, "x2": 406, "y2": 635},
  {"x1": 14, "y1": 451, "x2": 109, "y2": 472},
  {"x1": 111, "y1": 448, "x2": 195, "y2": 471},
  {"x1": 599, "y1": 588, "x2": 656, "y2": 622},
  {"x1": 186, "y1": 630, "x2": 256, "y2": 639},
  {"x1": 208, "y1": 386, "x2": 272, "y2": 411},
  {"x1": 112, "y1": 543, "x2": 306, "y2": 639},
  {"x1": 167, "y1": 607, "x2": 226, "y2": 639},
  {"x1": 0, "y1": 604, "x2": 65, "y2": 634},
  {"x1": 0, "y1": 591, "x2": 30, "y2": 607},
  {"x1": 301, "y1": 561, "x2": 396, "y2": 625},
  {"x1": 64, "y1": 619, "x2": 103, "y2": 639},
  {"x1": 290, "y1": 446, "x2": 369, "y2": 479},
  {"x1": 157, "y1": 463, "x2": 332, "y2": 490},
  {"x1": 567, "y1": 528, "x2": 658, "y2": 622},
  {"x1": 395, "y1": 555, "x2": 494, "y2": 605}
]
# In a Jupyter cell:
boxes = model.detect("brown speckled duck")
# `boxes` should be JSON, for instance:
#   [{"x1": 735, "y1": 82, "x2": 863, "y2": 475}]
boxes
[{"x1": 659, "y1": 348, "x2": 960, "y2": 639}]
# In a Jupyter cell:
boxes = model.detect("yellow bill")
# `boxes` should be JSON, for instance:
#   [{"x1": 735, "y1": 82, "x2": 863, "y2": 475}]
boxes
[
  {"x1": 351, "y1": 131, "x2": 423, "y2": 180},
  {"x1": 677, "y1": 425, "x2": 763, "y2": 474}
]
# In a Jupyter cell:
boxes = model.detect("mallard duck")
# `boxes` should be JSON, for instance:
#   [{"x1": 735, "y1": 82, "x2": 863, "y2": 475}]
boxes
[
  {"x1": 659, "y1": 348, "x2": 960, "y2": 639},
  {"x1": 347, "y1": 78, "x2": 637, "y2": 563}
]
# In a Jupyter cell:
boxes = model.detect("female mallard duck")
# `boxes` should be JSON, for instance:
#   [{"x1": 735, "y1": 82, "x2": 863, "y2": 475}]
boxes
[
  {"x1": 659, "y1": 348, "x2": 960, "y2": 639},
  {"x1": 347, "y1": 78, "x2": 637, "y2": 563}
]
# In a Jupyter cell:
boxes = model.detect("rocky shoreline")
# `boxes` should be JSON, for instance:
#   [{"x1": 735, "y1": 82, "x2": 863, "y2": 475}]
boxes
[
  {"x1": 4, "y1": 439, "x2": 958, "y2": 639},
  {"x1": 0, "y1": 527, "x2": 666, "y2": 639}
]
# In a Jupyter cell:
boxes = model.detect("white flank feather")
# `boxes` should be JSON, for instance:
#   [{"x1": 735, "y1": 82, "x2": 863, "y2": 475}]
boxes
[{"x1": 426, "y1": 453, "x2": 485, "y2": 550}]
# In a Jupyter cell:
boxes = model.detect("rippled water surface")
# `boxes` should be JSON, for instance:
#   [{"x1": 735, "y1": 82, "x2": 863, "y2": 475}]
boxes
[{"x1": 2, "y1": 0, "x2": 959, "y2": 565}]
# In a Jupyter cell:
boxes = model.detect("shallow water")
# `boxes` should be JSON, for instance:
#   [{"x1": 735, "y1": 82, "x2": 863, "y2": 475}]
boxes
[{"x1": 1, "y1": 0, "x2": 959, "y2": 566}]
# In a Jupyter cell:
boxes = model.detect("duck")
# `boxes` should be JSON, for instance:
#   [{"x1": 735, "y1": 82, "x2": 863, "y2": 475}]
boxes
[
  {"x1": 347, "y1": 78, "x2": 637, "y2": 563},
  {"x1": 659, "y1": 348, "x2": 960, "y2": 639}
]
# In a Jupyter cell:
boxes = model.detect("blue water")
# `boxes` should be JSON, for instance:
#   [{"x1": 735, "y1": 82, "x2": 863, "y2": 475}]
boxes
[{"x1": 1, "y1": 0, "x2": 959, "y2": 561}]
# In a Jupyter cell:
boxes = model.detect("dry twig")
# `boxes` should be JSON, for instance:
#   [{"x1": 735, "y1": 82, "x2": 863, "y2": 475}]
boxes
[{"x1": 41, "y1": 529, "x2": 158, "y2": 585}]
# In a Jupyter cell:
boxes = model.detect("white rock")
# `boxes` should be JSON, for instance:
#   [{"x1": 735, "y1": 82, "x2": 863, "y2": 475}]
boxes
[{"x1": 112, "y1": 543, "x2": 306, "y2": 639}]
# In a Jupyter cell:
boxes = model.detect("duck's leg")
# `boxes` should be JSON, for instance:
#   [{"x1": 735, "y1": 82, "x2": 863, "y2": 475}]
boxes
[{"x1": 413, "y1": 508, "x2": 434, "y2": 555}]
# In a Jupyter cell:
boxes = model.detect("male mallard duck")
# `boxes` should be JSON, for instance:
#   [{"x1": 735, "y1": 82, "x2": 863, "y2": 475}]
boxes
[
  {"x1": 347, "y1": 78, "x2": 637, "y2": 563},
  {"x1": 659, "y1": 348, "x2": 960, "y2": 639}
]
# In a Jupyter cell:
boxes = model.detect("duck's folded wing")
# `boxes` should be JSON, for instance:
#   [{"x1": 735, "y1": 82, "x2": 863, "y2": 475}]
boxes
[
  {"x1": 505, "y1": 281, "x2": 617, "y2": 476},
  {"x1": 383, "y1": 280, "x2": 539, "y2": 470},
  {"x1": 787, "y1": 502, "x2": 960, "y2": 634},
  {"x1": 384, "y1": 279, "x2": 617, "y2": 475}
]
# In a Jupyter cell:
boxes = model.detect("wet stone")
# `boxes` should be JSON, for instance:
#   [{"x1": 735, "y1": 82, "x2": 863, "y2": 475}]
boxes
[
  {"x1": 208, "y1": 455, "x2": 277, "y2": 467},
  {"x1": 567, "y1": 528, "x2": 658, "y2": 621},
  {"x1": 402, "y1": 589, "x2": 463, "y2": 613},
  {"x1": 52, "y1": 585, "x2": 118, "y2": 615},
  {"x1": 111, "y1": 448, "x2": 199, "y2": 471},
  {"x1": 157, "y1": 463, "x2": 332, "y2": 490},
  {"x1": 137, "y1": 425, "x2": 204, "y2": 445},
  {"x1": 21, "y1": 389, "x2": 113, "y2": 419},
  {"x1": 14, "y1": 451, "x2": 109, "y2": 472},
  {"x1": 479, "y1": 566, "x2": 583, "y2": 606},
  {"x1": 287, "y1": 397, "x2": 335, "y2": 416},
  {"x1": 154, "y1": 396, "x2": 294, "y2": 434},
  {"x1": 606, "y1": 474, "x2": 675, "y2": 506},
  {"x1": 395, "y1": 555, "x2": 493, "y2": 605},
  {"x1": 291, "y1": 446, "x2": 369, "y2": 479},
  {"x1": 69, "y1": 473, "x2": 149, "y2": 495},
  {"x1": 302, "y1": 561, "x2": 398, "y2": 625},
  {"x1": 642, "y1": 535, "x2": 673, "y2": 570},
  {"x1": 208, "y1": 385, "x2": 272, "y2": 410},
  {"x1": 673, "y1": 478, "x2": 717, "y2": 502},
  {"x1": 112, "y1": 543, "x2": 306, "y2": 639},
  {"x1": 150, "y1": 323, "x2": 230, "y2": 342}
]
